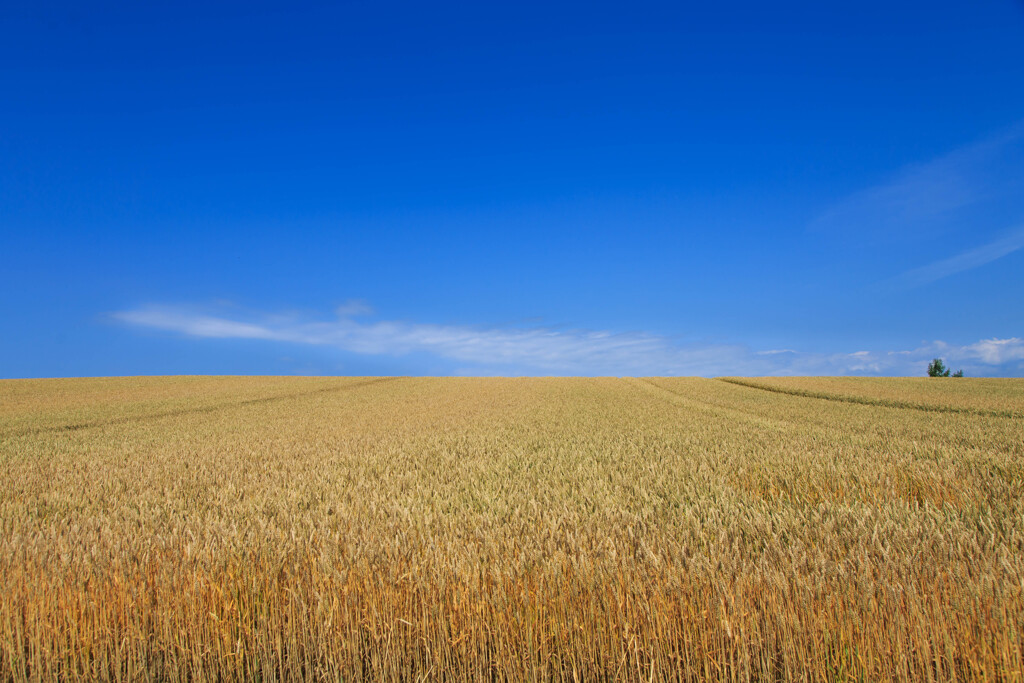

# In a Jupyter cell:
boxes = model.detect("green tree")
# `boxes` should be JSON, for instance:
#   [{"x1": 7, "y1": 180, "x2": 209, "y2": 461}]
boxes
[{"x1": 927, "y1": 358, "x2": 963, "y2": 377}]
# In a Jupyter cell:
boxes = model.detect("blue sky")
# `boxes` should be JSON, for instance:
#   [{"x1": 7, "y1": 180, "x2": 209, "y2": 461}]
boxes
[{"x1": 3, "y1": 1, "x2": 1024, "y2": 377}]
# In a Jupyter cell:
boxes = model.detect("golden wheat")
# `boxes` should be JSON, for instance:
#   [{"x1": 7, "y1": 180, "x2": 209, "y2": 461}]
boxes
[{"x1": 1, "y1": 376, "x2": 1022, "y2": 681}]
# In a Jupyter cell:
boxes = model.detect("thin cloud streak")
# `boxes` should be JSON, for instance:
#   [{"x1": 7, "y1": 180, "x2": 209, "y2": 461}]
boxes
[
  {"x1": 112, "y1": 304, "x2": 1024, "y2": 377},
  {"x1": 897, "y1": 226, "x2": 1024, "y2": 286},
  {"x1": 812, "y1": 122, "x2": 1024, "y2": 243}
]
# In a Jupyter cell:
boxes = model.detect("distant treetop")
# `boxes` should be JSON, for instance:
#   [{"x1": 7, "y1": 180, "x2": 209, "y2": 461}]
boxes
[{"x1": 927, "y1": 358, "x2": 963, "y2": 377}]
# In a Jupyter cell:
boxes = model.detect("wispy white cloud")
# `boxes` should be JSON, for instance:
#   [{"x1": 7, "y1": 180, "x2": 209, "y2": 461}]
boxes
[
  {"x1": 812, "y1": 123, "x2": 1024, "y2": 242},
  {"x1": 964, "y1": 337, "x2": 1024, "y2": 365},
  {"x1": 896, "y1": 226, "x2": 1024, "y2": 286},
  {"x1": 335, "y1": 299, "x2": 373, "y2": 317},
  {"x1": 111, "y1": 304, "x2": 1024, "y2": 377},
  {"x1": 116, "y1": 308, "x2": 282, "y2": 340}
]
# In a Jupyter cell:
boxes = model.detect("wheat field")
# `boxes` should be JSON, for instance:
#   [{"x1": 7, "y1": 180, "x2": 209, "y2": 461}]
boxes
[{"x1": 1, "y1": 376, "x2": 1022, "y2": 681}]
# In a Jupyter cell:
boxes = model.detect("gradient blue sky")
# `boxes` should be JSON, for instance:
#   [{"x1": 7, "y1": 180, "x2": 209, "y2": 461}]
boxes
[{"x1": 3, "y1": 1, "x2": 1024, "y2": 377}]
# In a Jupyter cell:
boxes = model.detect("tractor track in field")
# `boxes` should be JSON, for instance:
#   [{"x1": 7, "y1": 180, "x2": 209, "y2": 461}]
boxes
[
  {"x1": 1, "y1": 377, "x2": 402, "y2": 438},
  {"x1": 624, "y1": 377, "x2": 796, "y2": 432},
  {"x1": 717, "y1": 377, "x2": 1021, "y2": 419}
]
